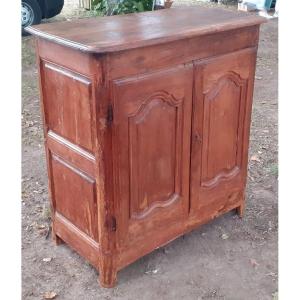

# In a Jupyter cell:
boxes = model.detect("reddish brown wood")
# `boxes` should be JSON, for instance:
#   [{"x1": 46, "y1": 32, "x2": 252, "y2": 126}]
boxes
[
  {"x1": 27, "y1": 6, "x2": 263, "y2": 53},
  {"x1": 111, "y1": 65, "x2": 193, "y2": 251},
  {"x1": 237, "y1": 200, "x2": 245, "y2": 218},
  {"x1": 190, "y1": 48, "x2": 256, "y2": 216},
  {"x1": 107, "y1": 25, "x2": 260, "y2": 79},
  {"x1": 29, "y1": 6, "x2": 265, "y2": 287}
]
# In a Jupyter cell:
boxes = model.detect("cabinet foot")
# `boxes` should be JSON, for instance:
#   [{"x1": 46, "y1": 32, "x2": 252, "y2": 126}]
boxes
[
  {"x1": 236, "y1": 203, "x2": 245, "y2": 218},
  {"x1": 52, "y1": 227, "x2": 64, "y2": 246},
  {"x1": 99, "y1": 267, "x2": 117, "y2": 288}
]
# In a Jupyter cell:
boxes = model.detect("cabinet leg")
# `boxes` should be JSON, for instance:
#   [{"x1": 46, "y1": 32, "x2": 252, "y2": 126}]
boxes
[
  {"x1": 52, "y1": 226, "x2": 63, "y2": 246},
  {"x1": 99, "y1": 265, "x2": 117, "y2": 288},
  {"x1": 236, "y1": 202, "x2": 245, "y2": 218},
  {"x1": 236, "y1": 190, "x2": 246, "y2": 218}
]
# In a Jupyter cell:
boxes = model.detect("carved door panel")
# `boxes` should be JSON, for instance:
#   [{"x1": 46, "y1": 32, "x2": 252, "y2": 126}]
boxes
[
  {"x1": 111, "y1": 65, "x2": 193, "y2": 250},
  {"x1": 190, "y1": 49, "x2": 257, "y2": 214}
]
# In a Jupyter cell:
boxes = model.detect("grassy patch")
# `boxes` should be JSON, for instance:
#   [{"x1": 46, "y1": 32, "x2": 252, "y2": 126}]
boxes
[{"x1": 269, "y1": 163, "x2": 278, "y2": 177}]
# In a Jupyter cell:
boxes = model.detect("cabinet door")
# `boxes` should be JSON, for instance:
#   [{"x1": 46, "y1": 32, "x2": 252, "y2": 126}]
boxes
[
  {"x1": 190, "y1": 49, "x2": 257, "y2": 215},
  {"x1": 111, "y1": 65, "x2": 193, "y2": 256}
]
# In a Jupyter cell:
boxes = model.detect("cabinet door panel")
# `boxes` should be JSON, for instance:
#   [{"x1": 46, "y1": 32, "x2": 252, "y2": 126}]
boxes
[
  {"x1": 112, "y1": 65, "x2": 193, "y2": 249},
  {"x1": 129, "y1": 93, "x2": 182, "y2": 220},
  {"x1": 201, "y1": 72, "x2": 246, "y2": 188},
  {"x1": 191, "y1": 48, "x2": 257, "y2": 213}
]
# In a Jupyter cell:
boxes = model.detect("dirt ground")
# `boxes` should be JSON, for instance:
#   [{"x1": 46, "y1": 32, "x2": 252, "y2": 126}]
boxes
[{"x1": 22, "y1": 2, "x2": 278, "y2": 299}]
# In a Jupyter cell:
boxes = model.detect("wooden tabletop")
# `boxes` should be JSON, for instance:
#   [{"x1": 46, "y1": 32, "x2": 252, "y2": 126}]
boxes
[{"x1": 27, "y1": 6, "x2": 265, "y2": 53}]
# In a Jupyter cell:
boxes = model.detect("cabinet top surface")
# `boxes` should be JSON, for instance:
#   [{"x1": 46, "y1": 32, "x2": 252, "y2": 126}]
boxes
[{"x1": 27, "y1": 6, "x2": 265, "y2": 54}]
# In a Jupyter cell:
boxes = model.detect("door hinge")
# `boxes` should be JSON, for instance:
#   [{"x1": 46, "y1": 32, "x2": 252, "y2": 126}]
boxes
[
  {"x1": 107, "y1": 104, "x2": 113, "y2": 127},
  {"x1": 106, "y1": 216, "x2": 117, "y2": 232}
]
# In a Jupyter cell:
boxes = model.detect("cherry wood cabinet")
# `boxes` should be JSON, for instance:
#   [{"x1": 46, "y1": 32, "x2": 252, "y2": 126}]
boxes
[{"x1": 27, "y1": 6, "x2": 265, "y2": 287}]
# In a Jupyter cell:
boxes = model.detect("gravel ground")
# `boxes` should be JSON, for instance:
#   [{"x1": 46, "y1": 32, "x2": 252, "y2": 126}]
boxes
[{"x1": 22, "y1": 2, "x2": 278, "y2": 299}]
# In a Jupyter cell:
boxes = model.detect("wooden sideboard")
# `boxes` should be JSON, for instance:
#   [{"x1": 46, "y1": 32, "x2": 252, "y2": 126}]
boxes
[{"x1": 27, "y1": 6, "x2": 265, "y2": 287}]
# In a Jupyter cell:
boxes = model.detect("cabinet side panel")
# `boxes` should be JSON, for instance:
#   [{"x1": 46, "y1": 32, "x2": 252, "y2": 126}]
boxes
[
  {"x1": 36, "y1": 42, "x2": 102, "y2": 269},
  {"x1": 37, "y1": 39, "x2": 93, "y2": 76},
  {"x1": 51, "y1": 154, "x2": 98, "y2": 240},
  {"x1": 41, "y1": 61, "x2": 94, "y2": 153}
]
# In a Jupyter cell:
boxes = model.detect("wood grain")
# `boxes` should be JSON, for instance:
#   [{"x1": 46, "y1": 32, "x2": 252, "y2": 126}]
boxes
[
  {"x1": 32, "y1": 7, "x2": 264, "y2": 287},
  {"x1": 27, "y1": 6, "x2": 265, "y2": 53}
]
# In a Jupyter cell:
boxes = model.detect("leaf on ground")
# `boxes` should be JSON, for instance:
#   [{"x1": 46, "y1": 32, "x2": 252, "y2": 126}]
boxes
[
  {"x1": 221, "y1": 233, "x2": 229, "y2": 240},
  {"x1": 43, "y1": 291, "x2": 57, "y2": 299},
  {"x1": 266, "y1": 272, "x2": 277, "y2": 278},
  {"x1": 248, "y1": 174, "x2": 255, "y2": 181},
  {"x1": 250, "y1": 258, "x2": 259, "y2": 268},
  {"x1": 250, "y1": 155, "x2": 261, "y2": 162},
  {"x1": 42, "y1": 257, "x2": 52, "y2": 262},
  {"x1": 38, "y1": 228, "x2": 49, "y2": 236},
  {"x1": 145, "y1": 268, "x2": 159, "y2": 275}
]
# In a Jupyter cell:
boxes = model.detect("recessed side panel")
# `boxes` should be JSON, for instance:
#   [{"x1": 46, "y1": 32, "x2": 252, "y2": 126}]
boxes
[
  {"x1": 50, "y1": 154, "x2": 98, "y2": 241},
  {"x1": 41, "y1": 61, "x2": 94, "y2": 153}
]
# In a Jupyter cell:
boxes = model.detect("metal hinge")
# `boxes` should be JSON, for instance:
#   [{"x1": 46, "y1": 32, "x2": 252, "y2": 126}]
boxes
[
  {"x1": 107, "y1": 104, "x2": 113, "y2": 127},
  {"x1": 106, "y1": 216, "x2": 116, "y2": 232}
]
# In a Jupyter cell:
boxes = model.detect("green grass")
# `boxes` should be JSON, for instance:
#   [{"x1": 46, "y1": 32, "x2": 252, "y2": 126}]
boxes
[{"x1": 269, "y1": 163, "x2": 278, "y2": 177}]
